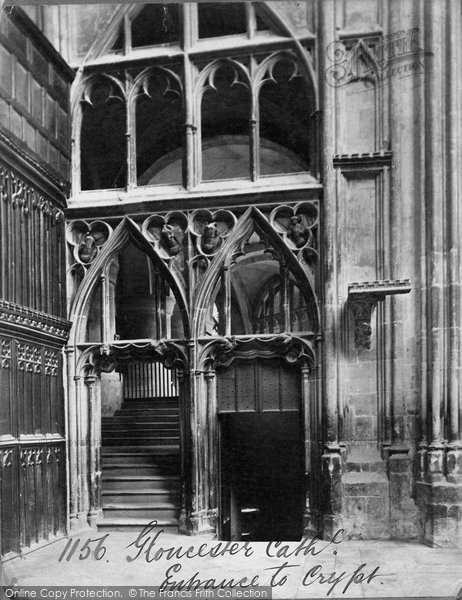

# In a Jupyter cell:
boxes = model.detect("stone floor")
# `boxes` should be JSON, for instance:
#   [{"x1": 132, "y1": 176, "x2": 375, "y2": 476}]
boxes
[{"x1": 2, "y1": 528, "x2": 462, "y2": 599}]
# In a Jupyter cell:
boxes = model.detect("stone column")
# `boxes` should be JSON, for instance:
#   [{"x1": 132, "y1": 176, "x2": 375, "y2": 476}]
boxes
[
  {"x1": 414, "y1": 0, "x2": 462, "y2": 548},
  {"x1": 319, "y1": 0, "x2": 343, "y2": 538},
  {"x1": 177, "y1": 367, "x2": 191, "y2": 534},
  {"x1": 68, "y1": 364, "x2": 90, "y2": 532},
  {"x1": 77, "y1": 374, "x2": 90, "y2": 528},
  {"x1": 301, "y1": 364, "x2": 316, "y2": 535},
  {"x1": 205, "y1": 369, "x2": 219, "y2": 529},
  {"x1": 86, "y1": 375, "x2": 102, "y2": 528},
  {"x1": 185, "y1": 368, "x2": 215, "y2": 536},
  {"x1": 65, "y1": 347, "x2": 79, "y2": 531},
  {"x1": 446, "y1": 0, "x2": 462, "y2": 486},
  {"x1": 424, "y1": 0, "x2": 445, "y2": 483}
]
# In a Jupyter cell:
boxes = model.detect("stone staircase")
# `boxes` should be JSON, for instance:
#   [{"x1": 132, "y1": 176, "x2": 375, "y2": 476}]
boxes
[{"x1": 98, "y1": 397, "x2": 181, "y2": 532}]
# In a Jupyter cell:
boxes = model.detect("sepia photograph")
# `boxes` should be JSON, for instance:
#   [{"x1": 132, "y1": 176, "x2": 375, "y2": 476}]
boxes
[{"x1": 0, "y1": 0, "x2": 461, "y2": 598}]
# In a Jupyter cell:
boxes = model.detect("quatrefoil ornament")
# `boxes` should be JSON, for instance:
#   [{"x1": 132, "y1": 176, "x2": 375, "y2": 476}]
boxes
[
  {"x1": 142, "y1": 212, "x2": 187, "y2": 259},
  {"x1": 66, "y1": 220, "x2": 112, "y2": 266},
  {"x1": 270, "y1": 202, "x2": 318, "y2": 262},
  {"x1": 190, "y1": 209, "x2": 237, "y2": 256}
]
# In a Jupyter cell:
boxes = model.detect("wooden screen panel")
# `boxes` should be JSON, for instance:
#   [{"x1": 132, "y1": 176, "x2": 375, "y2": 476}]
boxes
[
  {"x1": 1, "y1": 338, "x2": 66, "y2": 557},
  {"x1": 217, "y1": 367, "x2": 237, "y2": 412},
  {"x1": 0, "y1": 447, "x2": 20, "y2": 557},
  {"x1": 217, "y1": 358, "x2": 300, "y2": 413},
  {"x1": 279, "y1": 363, "x2": 299, "y2": 410},
  {"x1": 258, "y1": 359, "x2": 279, "y2": 411},
  {"x1": 19, "y1": 443, "x2": 66, "y2": 549},
  {"x1": 0, "y1": 339, "x2": 13, "y2": 437},
  {"x1": 236, "y1": 361, "x2": 256, "y2": 412}
]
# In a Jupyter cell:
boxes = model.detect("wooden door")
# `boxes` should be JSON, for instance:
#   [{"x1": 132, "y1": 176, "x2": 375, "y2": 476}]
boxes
[{"x1": 218, "y1": 358, "x2": 304, "y2": 541}]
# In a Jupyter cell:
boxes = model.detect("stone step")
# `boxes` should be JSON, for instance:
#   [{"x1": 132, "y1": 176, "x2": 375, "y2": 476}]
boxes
[
  {"x1": 102, "y1": 489, "x2": 179, "y2": 503},
  {"x1": 115, "y1": 409, "x2": 179, "y2": 418},
  {"x1": 102, "y1": 475, "x2": 180, "y2": 490},
  {"x1": 102, "y1": 422, "x2": 180, "y2": 431},
  {"x1": 102, "y1": 445, "x2": 179, "y2": 455},
  {"x1": 103, "y1": 503, "x2": 180, "y2": 519},
  {"x1": 102, "y1": 437, "x2": 179, "y2": 446},
  {"x1": 102, "y1": 430, "x2": 179, "y2": 438},
  {"x1": 103, "y1": 464, "x2": 179, "y2": 476},
  {"x1": 122, "y1": 401, "x2": 179, "y2": 408},
  {"x1": 97, "y1": 517, "x2": 178, "y2": 533},
  {"x1": 102, "y1": 451, "x2": 180, "y2": 464}
]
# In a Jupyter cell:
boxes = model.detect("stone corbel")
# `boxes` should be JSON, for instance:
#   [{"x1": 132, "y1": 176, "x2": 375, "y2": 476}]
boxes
[{"x1": 348, "y1": 279, "x2": 411, "y2": 349}]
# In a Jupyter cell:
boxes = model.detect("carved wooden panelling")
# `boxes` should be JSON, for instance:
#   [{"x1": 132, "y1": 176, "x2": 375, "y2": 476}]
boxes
[
  {"x1": 218, "y1": 371, "x2": 237, "y2": 413},
  {"x1": 279, "y1": 365, "x2": 299, "y2": 410},
  {"x1": 0, "y1": 339, "x2": 12, "y2": 436},
  {"x1": 236, "y1": 361, "x2": 256, "y2": 412},
  {"x1": 217, "y1": 359, "x2": 300, "y2": 413},
  {"x1": 18, "y1": 443, "x2": 66, "y2": 551},
  {"x1": 0, "y1": 164, "x2": 66, "y2": 316},
  {"x1": 0, "y1": 336, "x2": 65, "y2": 557},
  {"x1": 0, "y1": 447, "x2": 19, "y2": 556}
]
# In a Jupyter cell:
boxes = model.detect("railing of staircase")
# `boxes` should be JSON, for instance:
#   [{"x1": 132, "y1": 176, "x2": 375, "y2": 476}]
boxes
[{"x1": 122, "y1": 361, "x2": 177, "y2": 399}]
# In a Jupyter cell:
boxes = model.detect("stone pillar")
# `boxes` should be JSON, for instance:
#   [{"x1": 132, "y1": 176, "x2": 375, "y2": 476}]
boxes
[
  {"x1": 205, "y1": 369, "x2": 219, "y2": 528},
  {"x1": 446, "y1": 0, "x2": 462, "y2": 489},
  {"x1": 177, "y1": 367, "x2": 191, "y2": 534},
  {"x1": 301, "y1": 364, "x2": 316, "y2": 535},
  {"x1": 67, "y1": 363, "x2": 90, "y2": 532},
  {"x1": 77, "y1": 374, "x2": 90, "y2": 528},
  {"x1": 384, "y1": 0, "x2": 421, "y2": 542},
  {"x1": 86, "y1": 375, "x2": 102, "y2": 528},
  {"x1": 414, "y1": 0, "x2": 462, "y2": 548},
  {"x1": 65, "y1": 347, "x2": 79, "y2": 531},
  {"x1": 319, "y1": 0, "x2": 343, "y2": 538},
  {"x1": 425, "y1": 0, "x2": 445, "y2": 480},
  {"x1": 184, "y1": 368, "x2": 216, "y2": 536}
]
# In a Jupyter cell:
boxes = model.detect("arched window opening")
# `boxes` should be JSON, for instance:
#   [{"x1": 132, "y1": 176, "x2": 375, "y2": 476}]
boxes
[
  {"x1": 198, "y1": 3, "x2": 247, "y2": 39},
  {"x1": 80, "y1": 80, "x2": 126, "y2": 190},
  {"x1": 74, "y1": 4, "x2": 320, "y2": 194},
  {"x1": 113, "y1": 242, "x2": 184, "y2": 341},
  {"x1": 230, "y1": 251, "x2": 280, "y2": 336},
  {"x1": 259, "y1": 57, "x2": 311, "y2": 175},
  {"x1": 205, "y1": 279, "x2": 226, "y2": 337},
  {"x1": 255, "y1": 7, "x2": 270, "y2": 31},
  {"x1": 201, "y1": 62, "x2": 251, "y2": 181},
  {"x1": 136, "y1": 70, "x2": 183, "y2": 186},
  {"x1": 86, "y1": 279, "x2": 103, "y2": 342},
  {"x1": 111, "y1": 26, "x2": 124, "y2": 52},
  {"x1": 254, "y1": 275, "x2": 311, "y2": 334},
  {"x1": 132, "y1": 4, "x2": 180, "y2": 48}
]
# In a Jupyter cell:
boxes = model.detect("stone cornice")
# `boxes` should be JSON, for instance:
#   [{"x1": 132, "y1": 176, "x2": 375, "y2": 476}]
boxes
[{"x1": 333, "y1": 151, "x2": 392, "y2": 169}]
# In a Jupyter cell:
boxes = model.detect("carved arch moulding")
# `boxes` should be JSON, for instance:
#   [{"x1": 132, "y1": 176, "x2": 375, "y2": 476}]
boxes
[
  {"x1": 67, "y1": 202, "x2": 320, "y2": 329},
  {"x1": 77, "y1": 340, "x2": 188, "y2": 378},
  {"x1": 199, "y1": 333, "x2": 316, "y2": 372}
]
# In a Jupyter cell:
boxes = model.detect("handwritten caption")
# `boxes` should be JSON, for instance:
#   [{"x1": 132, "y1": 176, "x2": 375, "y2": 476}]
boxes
[{"x1": 56, "y1": 521, "x2": 382, "y2": 597}]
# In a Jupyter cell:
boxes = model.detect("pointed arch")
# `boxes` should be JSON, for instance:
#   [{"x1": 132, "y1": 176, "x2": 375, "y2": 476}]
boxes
[
  {"x1": 193, "y1": 207, "x2": 320, "y2": 338},
  {"x1": 255, "y1": 2, "x2": 318, "y2": 111},
  {"x1": 69, "y1": 217, "x2": 190, "y2": 345}
]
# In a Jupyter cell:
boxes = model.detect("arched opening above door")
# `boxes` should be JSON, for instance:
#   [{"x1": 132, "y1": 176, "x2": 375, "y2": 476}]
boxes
[{"x1": 84, "y1": 241, "x2": 185, "y2": 343}]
